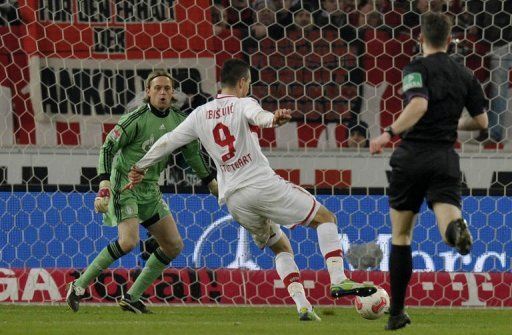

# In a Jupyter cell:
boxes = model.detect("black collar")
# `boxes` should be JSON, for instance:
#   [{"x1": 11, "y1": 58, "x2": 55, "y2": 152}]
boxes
[{"x1": 149, "y1": 103, "x2": 171, "y2": 118}]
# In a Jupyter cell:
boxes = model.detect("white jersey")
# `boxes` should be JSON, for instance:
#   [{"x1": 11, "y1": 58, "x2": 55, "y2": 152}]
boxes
[{"x1": 136, "y1": 94, "x2": 276, "y2": 203}]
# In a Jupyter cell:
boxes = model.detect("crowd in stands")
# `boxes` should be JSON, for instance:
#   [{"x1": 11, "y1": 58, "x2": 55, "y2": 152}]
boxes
[{"x1": 211, "y1": 0, "x2": 512, "y2": 145}]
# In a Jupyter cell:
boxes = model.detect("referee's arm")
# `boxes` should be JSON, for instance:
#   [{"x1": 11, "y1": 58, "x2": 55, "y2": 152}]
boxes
[
  {"x1": 369, "y1": 97, "x2": 428, "y2": 154},
  {"x1": 458, "y1": 113, "x2": 488, "y2": 131},
  {"x1": 385, "y1": 97, "x2": 428, "y2": 135},
  {"x1": 458, "y1": 76, "x2": 488, "y2": 131}
]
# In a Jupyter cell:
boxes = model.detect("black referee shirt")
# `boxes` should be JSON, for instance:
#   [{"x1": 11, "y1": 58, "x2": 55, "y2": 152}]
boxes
[{"x1": 400, "y1": 52, "x2": 486, "y2": 146}]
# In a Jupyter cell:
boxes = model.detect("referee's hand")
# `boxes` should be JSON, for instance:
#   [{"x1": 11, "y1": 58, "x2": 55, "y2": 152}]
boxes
[{"x1": 369, "y1": 132, "x2": 391, "y2": 155}]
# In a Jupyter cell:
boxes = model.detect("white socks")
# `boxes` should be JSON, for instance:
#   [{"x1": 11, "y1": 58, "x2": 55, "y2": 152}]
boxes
[
  {"x1": 317, "y1": 222, "x2": 347, "y2": 284},
  {"x1": 275, "y1": 252, "x2": 312, "y2": 312}
]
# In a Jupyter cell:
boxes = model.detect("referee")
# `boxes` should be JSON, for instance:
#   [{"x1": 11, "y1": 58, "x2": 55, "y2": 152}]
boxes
[{"x1": 370, "y1": 12, "x2": 488, "y2": 331}]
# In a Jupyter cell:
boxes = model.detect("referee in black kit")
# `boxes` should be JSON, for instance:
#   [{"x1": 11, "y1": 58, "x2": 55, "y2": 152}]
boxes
[{"x1": 370, "y1": 12, "x2": 488, "y2": 330}]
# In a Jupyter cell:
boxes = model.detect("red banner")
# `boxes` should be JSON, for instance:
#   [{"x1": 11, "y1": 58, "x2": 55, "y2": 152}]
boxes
[{"x1": 1, "y1": 268, "x2": 511, "y2": 307}]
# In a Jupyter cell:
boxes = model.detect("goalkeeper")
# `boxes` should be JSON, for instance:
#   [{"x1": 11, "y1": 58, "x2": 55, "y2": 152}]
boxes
[{"x1": 66, "y1": 70, "x2": 218, "y2": 314}]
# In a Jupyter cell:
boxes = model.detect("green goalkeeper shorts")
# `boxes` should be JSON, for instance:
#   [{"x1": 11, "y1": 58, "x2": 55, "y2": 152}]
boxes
[{"x1": 102, "y1": 180, "x2": 171, "y2": 227}]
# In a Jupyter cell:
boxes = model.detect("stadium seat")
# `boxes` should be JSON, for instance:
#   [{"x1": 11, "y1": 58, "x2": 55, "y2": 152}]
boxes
[
  {"x1": 306, "y1": 84, "x2": 322, "y2": 99},
  {"x1": 260, "y1": 67, "x2": 277, "y2": 84},
  {"x1": 313, "y1": 69, "x2": 330, "y2": 84},
  {"x1": 296, "y1": 68, "x2": 312, "y2": 83},
  {"x1": 277, "y1": 68, "x2": 295, "y2": 84},
  {"x1": 269, "y1": 83, "x2": 286, "y2": 97},
  {"x1": 251, "y1": 83, "x2": 268, "y2": 99},
  {"x1": 313, "y1": 39, "x2": 329, "y2": 56},
  {"x1": 262, "y1": 98, "x2": 277, "y2": 112},
  {"x1": 251, "y1": 52, "x2": 268, "y2": 68},
  {"x1": 277, "y1": 39, "x2": 293, "y2": 56},
  {"x1": 335, "y1": 124, "x2": 349, "y2": 147},
  {"x1": 297, "y1": 98, "x2": 314, "y2": 116},
  {"x1": 259, "y1": 127, "x2": 277, "y2": 148},
  {"x1": 305, "y1": 54, "x2": 322, "y2": 69},
  {"x1": 287, "y1": 52, "x2": 304, "y2": 69},
  {"x1": 260, "y1": 38, "x2": 277, "y2": 54},
  {"x1": 322, "y1": 53, "x2": 339, "y2": 69},
  {"x1": 278, "y1": 98, "x2": 296, "y2": 111},
  {"x1": 295, "y1": 38, "x2": 312, "y2": 56},
  {"x1": 269, "y1": 52, "x2": 285, "y2": 68},
  {"x1": 288, "y1": 83, "x2": 305, "y2": 99},
  {"x1": 297, "y1": 122, "x2": 326, "y2": 148},
  {"x1": 324, "y1": 83, "x2": 340, "y2": 101}
]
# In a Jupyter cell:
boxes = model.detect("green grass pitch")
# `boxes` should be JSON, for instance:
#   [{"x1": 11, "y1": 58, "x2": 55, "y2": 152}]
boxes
[{"x1": 0, "y1": 305, "x2": 510, "y2": 335}]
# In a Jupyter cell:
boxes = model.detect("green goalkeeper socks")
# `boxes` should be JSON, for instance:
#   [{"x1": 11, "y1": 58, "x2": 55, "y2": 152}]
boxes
[
  {"x1": 127, "y1": 247, "x2": 172, "y2": 301},
  {"x1": 75, "y1": 240, "x2": 126, "y2": 289}
]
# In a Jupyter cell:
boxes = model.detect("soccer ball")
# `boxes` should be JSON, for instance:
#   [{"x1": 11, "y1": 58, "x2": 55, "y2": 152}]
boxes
[{"x1": 354, "y1": 287, "x2": 390, "y2": 320}]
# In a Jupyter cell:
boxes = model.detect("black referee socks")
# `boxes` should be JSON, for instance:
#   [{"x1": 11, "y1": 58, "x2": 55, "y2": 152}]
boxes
[{"x1": 389, "y1": 244, "x2": 413, "y2": 316}]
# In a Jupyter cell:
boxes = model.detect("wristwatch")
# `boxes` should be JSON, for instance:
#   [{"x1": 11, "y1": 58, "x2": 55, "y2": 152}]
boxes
[{"x1": 384, "y1": 126, "x2": 395, "y2": 137}]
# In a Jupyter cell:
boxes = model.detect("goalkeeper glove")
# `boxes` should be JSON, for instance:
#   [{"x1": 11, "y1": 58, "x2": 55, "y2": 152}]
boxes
[{"x1": 94, "y1": 180, "x2": 111, "y2": 213}]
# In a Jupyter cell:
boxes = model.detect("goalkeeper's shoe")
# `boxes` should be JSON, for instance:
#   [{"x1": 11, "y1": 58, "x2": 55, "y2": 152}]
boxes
[
  {"x1": 298, "y1": 307, "x2": 321, "y2": 321},
  {"x1": 331, "y1": 279, "x2": 377, "y2": 298},
  {"x1": 119, "y1": 294, "x2": 152, "y2": 314},
  {"x1": 66, "y1": 281, "x2": 85, "y2": 312},
  {"x1": 385, "y1": 311, "x2": 411, "y2": 331}
]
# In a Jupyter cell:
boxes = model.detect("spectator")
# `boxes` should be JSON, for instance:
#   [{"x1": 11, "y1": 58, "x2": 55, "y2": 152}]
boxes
[
  {"x1": 0, "y1": 0, "x2": 20, "y2": 26},
  {"x1": 251, "y1": 1, "x2": 285, "y2": 40},
  {"x1": 313, "y1": 0, "x2": 356, "y2": 41},
  {"x1": 314, "y1": 0, "x2": 344, "y2": 27},
  {"x1": 211, "y1": 3, "x2": 228, "y2": 36},
  {"x1": 271, "y1": 0, "x2": 300, "y2": 27},
  {"x1": 346, "y1": 121, "x2": 369, "y2": 148},
  {"x1": 224, "y1": 0, "x2": 253, "y2": 31},
  {"x1": 289, "y1": 7, "x2": 315, "y2": 33},
  {"x1": 403, "y1": 0, "x2": 443, "y2": 34},
  {"x1": 356, "y1": 0, "x2": 375, "y2": 27}
]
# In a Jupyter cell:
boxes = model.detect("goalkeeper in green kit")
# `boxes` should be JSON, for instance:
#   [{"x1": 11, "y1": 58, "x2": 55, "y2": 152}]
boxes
[{"x1": 66, "y1": 70, "x2": 218, "y2": 314}]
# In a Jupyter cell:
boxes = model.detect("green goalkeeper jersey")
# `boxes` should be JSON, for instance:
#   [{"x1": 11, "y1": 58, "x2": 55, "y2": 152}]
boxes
[{"x1": 98, "y1": 103, "x2": 211, "y2": 189}]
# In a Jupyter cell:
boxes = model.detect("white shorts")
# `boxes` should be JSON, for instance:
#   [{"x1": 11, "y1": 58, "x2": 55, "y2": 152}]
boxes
[{"x1": 225, "y1": 175, "x2": 321, "y2": 248}]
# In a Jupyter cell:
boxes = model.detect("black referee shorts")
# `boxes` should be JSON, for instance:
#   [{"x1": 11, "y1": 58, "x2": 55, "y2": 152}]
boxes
[{"x1": 388, "y1": 143, "x2": 462, "y2": 213}]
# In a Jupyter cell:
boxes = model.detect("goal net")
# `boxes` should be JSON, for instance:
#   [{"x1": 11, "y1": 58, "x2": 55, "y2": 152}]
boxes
[{"x1": 0, "y1": 0, "x2": 510, "y2": 307}]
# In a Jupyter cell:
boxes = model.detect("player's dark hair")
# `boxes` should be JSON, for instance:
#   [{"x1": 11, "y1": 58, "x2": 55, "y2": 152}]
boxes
[
  {"x1": 420, "y1": 12, "x2": 452, "y2": 49},
  {"x1": 220, "y1": 59, "x2": 250, "y2": 88},
  {"x1": 143, "y1": 70, "x2": 174, "y2": 103}
]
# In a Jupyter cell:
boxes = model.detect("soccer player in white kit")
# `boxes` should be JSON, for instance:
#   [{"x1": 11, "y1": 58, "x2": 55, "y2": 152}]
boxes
[{"x1": 127, "y1": 59, "x2": 376, "y2": 320}]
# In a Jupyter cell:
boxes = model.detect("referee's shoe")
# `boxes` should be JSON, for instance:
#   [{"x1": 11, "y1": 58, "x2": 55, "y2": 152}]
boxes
[
  {"x1": 385, "y1": 312, "x2": 411, "y2": 331},
  {"x1": 446, "y1": 219, "x2": 473, "y2": 255}
]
